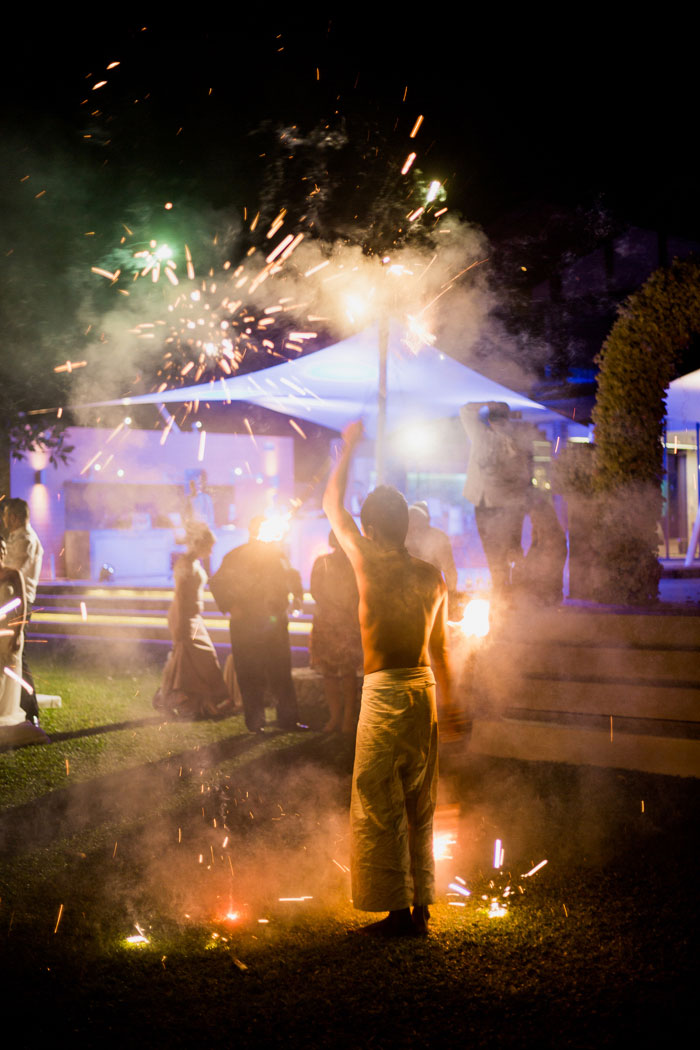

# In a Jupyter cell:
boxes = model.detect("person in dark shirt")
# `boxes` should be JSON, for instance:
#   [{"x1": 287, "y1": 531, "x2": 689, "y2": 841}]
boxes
[{"x1": 210, "y1": 517, "x2": 306, "y2": 733}]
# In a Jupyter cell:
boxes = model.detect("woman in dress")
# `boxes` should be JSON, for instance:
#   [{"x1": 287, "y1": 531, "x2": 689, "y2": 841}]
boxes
[
  {"x1": 0, "y1": 538, "x2": 46, "y2": 746},
  {"x1": 153, "y1": 522, "x2": 235, "y2": 719},
  {"x1": 310, "y1": 531, "x2": 363, "y2": 734}
]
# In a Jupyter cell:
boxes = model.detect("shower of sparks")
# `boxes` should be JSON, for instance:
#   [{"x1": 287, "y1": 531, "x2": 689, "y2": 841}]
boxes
[
  {"x1": 401, "y1": 152, "x2": 417, "y2": 175},
  {"x1": 83, "y1": 107, "x2": 486, "y2": 424},
  {"x1": 0, "y1": 597, "x2": 21, "y2": 618},
  {"x1": 409, "y1": 115, "x2": 424, "y2": 138},
  {"x1": 3, "y1": 667, "x2": 33, "y2": 694},
  {"x1": 54, "y1": 360, "x2": 88, "y2": 373},
  {"x1": 521, "y1": 859, "x2": 548, "y2": 878}
]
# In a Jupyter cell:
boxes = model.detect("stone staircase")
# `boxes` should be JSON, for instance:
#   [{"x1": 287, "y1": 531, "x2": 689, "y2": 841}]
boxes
[{"x1": 468, "y1": 603, "x2": 700, "y2": 777}]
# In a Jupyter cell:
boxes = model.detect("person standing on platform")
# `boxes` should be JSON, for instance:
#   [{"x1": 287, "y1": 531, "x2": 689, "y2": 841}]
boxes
[
  {"x1": 209, "y1": 517, "x2": 307, "y2": 734},
  {"x1": 2, "y1": 498, "x2": 43, "y2": 726},
  {"x1": 460, "y1": 402, "x2": 532, "y2": 601},
  {"x1": 323, "y1": 422, "x2": 462, "y2": 938}
]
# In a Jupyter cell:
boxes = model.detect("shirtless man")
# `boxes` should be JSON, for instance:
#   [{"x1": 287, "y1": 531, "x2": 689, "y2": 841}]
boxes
[{"x1": 323, "y1": 421, "x2": 459, "y2": 937}]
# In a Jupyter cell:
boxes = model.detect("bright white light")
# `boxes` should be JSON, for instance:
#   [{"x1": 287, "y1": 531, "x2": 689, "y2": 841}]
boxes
[
  {"x1": 395, "y1": 422, "x2": 436, "y2": 458},
  {"x1": 432, "y1": 830, "x2": 456, "y2": 861},
  {"x1": 344, "y1": 292, "x2": 370, "y2": 324},
  {"x1": 457, "y1": 598, "x2": 490, "y2": 638},
  {"x1": 258, "y1": 512, "x2": 290, "y2": 543}
]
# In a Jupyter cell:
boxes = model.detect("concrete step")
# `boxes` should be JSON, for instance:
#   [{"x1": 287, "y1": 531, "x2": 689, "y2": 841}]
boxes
[{"x1": 469, "y1": 602, "x2": 700, "y2": 777}]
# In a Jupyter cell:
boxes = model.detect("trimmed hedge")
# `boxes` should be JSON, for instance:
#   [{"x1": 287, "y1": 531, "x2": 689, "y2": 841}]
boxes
[{"x1": 560, "y1": 258, "x2": 700, "y2": 603}]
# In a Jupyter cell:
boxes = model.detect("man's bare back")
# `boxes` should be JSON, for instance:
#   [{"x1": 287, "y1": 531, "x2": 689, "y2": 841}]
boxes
[
  {"x1": 352, "y1": 540, "x2": 446, "y2": 675},
  {"x1": 322, "y1": 421, "x2": 453, "y2": 708}
]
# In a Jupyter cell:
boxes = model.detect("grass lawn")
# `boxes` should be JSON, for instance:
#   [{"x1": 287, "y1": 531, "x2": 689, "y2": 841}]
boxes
[{"x1": 1, "y1": 651, "x2": 697, "y2": 1048}]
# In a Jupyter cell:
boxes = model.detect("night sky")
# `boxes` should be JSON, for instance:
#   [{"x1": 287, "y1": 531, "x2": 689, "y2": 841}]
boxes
[
  {"x1": 3, "y1": 15, "x2": 696, "y2": 226},
  {"x1": 1, "y1": 13, "x2": 698, "y2": 412}
]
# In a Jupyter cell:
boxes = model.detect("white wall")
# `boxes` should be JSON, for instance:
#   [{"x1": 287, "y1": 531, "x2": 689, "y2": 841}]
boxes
[{"x1": 11, "y1": 426, "x2": 295, "y2": 580}]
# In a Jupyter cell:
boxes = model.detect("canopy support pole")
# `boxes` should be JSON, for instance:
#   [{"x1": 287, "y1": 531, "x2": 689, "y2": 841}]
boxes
[{"x1": 376, "y1": 317, "x2": 389, "y2": 485}]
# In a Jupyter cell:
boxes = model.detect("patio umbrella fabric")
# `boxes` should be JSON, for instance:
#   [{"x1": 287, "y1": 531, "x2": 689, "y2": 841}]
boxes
[{"x1": 94, "y1": 322, "x2": 567, "y2": 436}]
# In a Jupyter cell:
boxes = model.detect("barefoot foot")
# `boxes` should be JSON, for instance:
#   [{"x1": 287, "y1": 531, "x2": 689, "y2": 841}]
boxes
[{"x1": 411, "y1": 905, "x2": 430, "y2": 935}]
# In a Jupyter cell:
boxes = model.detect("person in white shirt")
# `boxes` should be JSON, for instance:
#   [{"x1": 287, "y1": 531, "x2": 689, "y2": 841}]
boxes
[{"x1": 2, "y1": 498, "x2": 43, "y2": 724}]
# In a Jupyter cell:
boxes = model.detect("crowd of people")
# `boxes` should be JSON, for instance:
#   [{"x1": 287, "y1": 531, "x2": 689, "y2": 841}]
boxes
[{"x1": 2, "y1": 405, "x2": 568, "y2": 937}]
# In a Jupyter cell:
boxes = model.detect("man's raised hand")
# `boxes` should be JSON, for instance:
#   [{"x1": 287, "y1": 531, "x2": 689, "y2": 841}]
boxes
[{"x1": 342, "y1": 420, "x2": 364, "y2": 449}]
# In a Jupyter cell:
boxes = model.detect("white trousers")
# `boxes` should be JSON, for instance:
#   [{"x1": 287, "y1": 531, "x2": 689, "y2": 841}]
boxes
[{"x1": 351, "y1": 666, "x2": 438, "y2": 912}]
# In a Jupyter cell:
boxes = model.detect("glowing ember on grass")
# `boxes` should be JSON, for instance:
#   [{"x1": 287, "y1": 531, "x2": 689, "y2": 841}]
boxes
[
  {"x1": 125, "y1": 924, "x2": 150, "y2": 946},
  {"x1": 488, "y1": 899, "x2": 508, "y2": 919}
]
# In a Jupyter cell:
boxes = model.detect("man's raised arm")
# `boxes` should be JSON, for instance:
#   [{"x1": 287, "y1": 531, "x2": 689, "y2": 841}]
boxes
[{"x1": 322, "y1": 421, "x2": 364, "y2": 560}]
